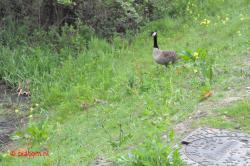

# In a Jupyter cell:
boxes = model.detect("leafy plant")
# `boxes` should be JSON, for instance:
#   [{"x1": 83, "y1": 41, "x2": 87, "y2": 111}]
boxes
[
  {"x1": 25, "y1": 120, "x2": 50, "y2": 144},
  {"x1": 57, "y1": 0, "x2": 72, "y2": 5},
  {"x1": 102, "y1": 123, "x2": 132, "y2": 149},
  {"x1": 179, "y1": 49, "x2": 196, "y2": 61},
  {"x1": 180, "y1": 48, "x2": 214, "y2": 84},
  {"x1": 119, "y1": 134, "x2": 184, "y2": 166}
]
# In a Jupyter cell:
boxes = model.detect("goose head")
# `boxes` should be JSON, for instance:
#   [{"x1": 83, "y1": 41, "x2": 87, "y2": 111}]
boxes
[
  {"x1": 151, "y1": 32, "x2": 159, "y2": 49},
  {"x1": 151, "y1": 32, "x2": 157, "y2": 37}
]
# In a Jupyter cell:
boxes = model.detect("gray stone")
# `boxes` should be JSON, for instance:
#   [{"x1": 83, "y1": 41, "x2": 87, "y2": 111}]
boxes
[{"x1": 180, "y1": 128, "x2": 250, "y2": 166}]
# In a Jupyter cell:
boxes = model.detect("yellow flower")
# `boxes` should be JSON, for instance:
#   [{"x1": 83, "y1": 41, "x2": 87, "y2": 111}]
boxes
[
  {"x1": 29, "y1": 115, "x2": 33, "y2": 118},
  {"x1": 221, "y1": 17, "x2": 229, "y2": 24},
  {"x1": 15, "y1": 109, "x2": 19, "y2": 113},
  {"x1": 35, "y1": 103, "x2": 39, "y2": 107},
  {"x1": 200, "y1": 19, "x2": 211, "y2": 26},
  {"x1": 193, "y1": 52, "x2": 199, "y2": 59},
  {"x1": 193, "y1": 69, "x2": 198, "y2": 73}
]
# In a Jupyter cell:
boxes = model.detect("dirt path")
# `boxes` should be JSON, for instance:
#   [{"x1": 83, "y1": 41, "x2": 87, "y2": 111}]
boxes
[
  {"x1": 174, "y1": 54, "x2": 250, "y2": 138},
  {"x1": 0, "y1": 81, "x2": 29, "y2": 151},
  {"x1": 174, "y1": 86, "x2": 250, "y2": 136}
]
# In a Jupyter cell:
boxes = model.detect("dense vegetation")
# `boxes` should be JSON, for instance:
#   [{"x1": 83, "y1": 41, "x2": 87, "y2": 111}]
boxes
[
  {"x1": 0, "y1": 0, "x2": 250, "y2": 165},
  {"x1": 0, "y1": 0, "x2": 225, "y2": 39}
]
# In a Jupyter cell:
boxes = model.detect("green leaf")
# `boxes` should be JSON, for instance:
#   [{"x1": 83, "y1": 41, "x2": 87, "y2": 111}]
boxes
[{"x1": 179, "y1": 50, "x2": 194, "y2": 61}]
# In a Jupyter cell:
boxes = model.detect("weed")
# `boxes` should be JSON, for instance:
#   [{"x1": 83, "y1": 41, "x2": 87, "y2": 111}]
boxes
[
  {"x1": 13, "y1": 119, "x2": 50, "y2": 146},
  {"x1": 102, "y1": 123, "x2": 132, "y2": 149},
  {"x1": 180, "y1": 48, "x2": 214, "y2": 85},
  {"x1": 118, "y1": 134, "x2": 184, "y2": 166}
]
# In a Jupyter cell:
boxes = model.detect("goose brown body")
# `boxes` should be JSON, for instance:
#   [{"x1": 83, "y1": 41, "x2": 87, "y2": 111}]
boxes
[
  {"x1": 152, "y1": 32, "x2": 177, "y2": 66},
  {"x1": 153, "y1": 48, "x2": 177, "y2": 65}
]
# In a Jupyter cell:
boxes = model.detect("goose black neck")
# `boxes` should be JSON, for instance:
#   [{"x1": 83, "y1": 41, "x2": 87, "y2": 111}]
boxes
[{"x1": 153, "y1": 36, "x2": 159, "y2": 48}]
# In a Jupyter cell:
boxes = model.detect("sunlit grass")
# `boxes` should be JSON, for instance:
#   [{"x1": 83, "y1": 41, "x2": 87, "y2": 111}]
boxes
[
  {"x1": 196, "y1": 101, "x2": 250, "y2": 133},
  {"x1": 0, "y1": 0, "x2": 250, "y2": 165}
]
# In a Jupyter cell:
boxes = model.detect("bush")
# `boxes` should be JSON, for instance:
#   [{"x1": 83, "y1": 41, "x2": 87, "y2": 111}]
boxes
[{"x1": 0, "y1": 0, "x2": 190, "y2": 38}]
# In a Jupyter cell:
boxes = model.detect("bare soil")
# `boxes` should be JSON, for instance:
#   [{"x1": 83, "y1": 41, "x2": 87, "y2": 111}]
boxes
[
  {"x1": 0, "y1": 81, "x2": 29, "y2": 151},
  {"x1": 174, "y1": 86, "x2": 250, "y2": 137},
  {"x1": 89, "y1": 156, "x2": 113, "y2": 166}
]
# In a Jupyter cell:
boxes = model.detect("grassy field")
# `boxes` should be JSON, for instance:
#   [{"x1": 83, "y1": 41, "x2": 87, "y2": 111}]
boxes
[{"x1": 0, "y1": 0, "x2": 250, "y2": 165}]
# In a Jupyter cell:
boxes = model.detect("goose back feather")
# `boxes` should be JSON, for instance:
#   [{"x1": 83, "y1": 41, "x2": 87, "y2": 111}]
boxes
[{"x1": 153, "y1": 48, "x2": 177, "y2": 65}]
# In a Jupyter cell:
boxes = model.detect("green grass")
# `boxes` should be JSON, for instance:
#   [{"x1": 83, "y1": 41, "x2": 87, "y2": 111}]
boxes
[
  {"x1": 196, "y1": 100, "x2": 250, "y2": 133},
  {"x1": 0, "y1": 0, "x2": 250, "y2": 165}
]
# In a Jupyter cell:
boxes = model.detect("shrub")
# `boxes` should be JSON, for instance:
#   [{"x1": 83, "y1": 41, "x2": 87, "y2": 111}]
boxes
[{"x1": 0, "y1": 0, "x2": 193, "y2": 38}]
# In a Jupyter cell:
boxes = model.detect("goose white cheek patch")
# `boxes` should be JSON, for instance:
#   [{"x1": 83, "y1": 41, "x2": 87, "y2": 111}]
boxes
[{"x1": 152, "y1": 32, "x2": 157, "y2": 36}]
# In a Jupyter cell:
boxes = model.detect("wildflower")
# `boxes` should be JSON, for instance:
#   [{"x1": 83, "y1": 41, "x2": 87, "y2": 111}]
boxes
[
  {"x1": 30, "y1": 107, "x2": 34, "y2": 112},
  {"x1": 15, "y1": 109, "x2": 19, "y2": 113},
  {"x1": 200, "y1": 19, "x2": 211, "y2": 26},
  {"x1": 221, "y1": 17, "x2": 229, "y2": 24},
  {"x1": 35, "y1": 103, "x2": 39, "y2": 107},
  {"x1": 193, "y1": 69, "x2": 198, "y2": 73},
  {"x1": 29, "y1": 115, "x2": 33, "y2": 118},
  {"x1": 193, "y1": 52, "x2": 199, "y2": 59}
]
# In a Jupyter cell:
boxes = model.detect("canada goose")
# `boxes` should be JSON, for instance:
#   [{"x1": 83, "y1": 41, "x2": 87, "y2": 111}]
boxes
[{"x1": 152, "y1": 32, "x2": 177, "y2": 67}]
